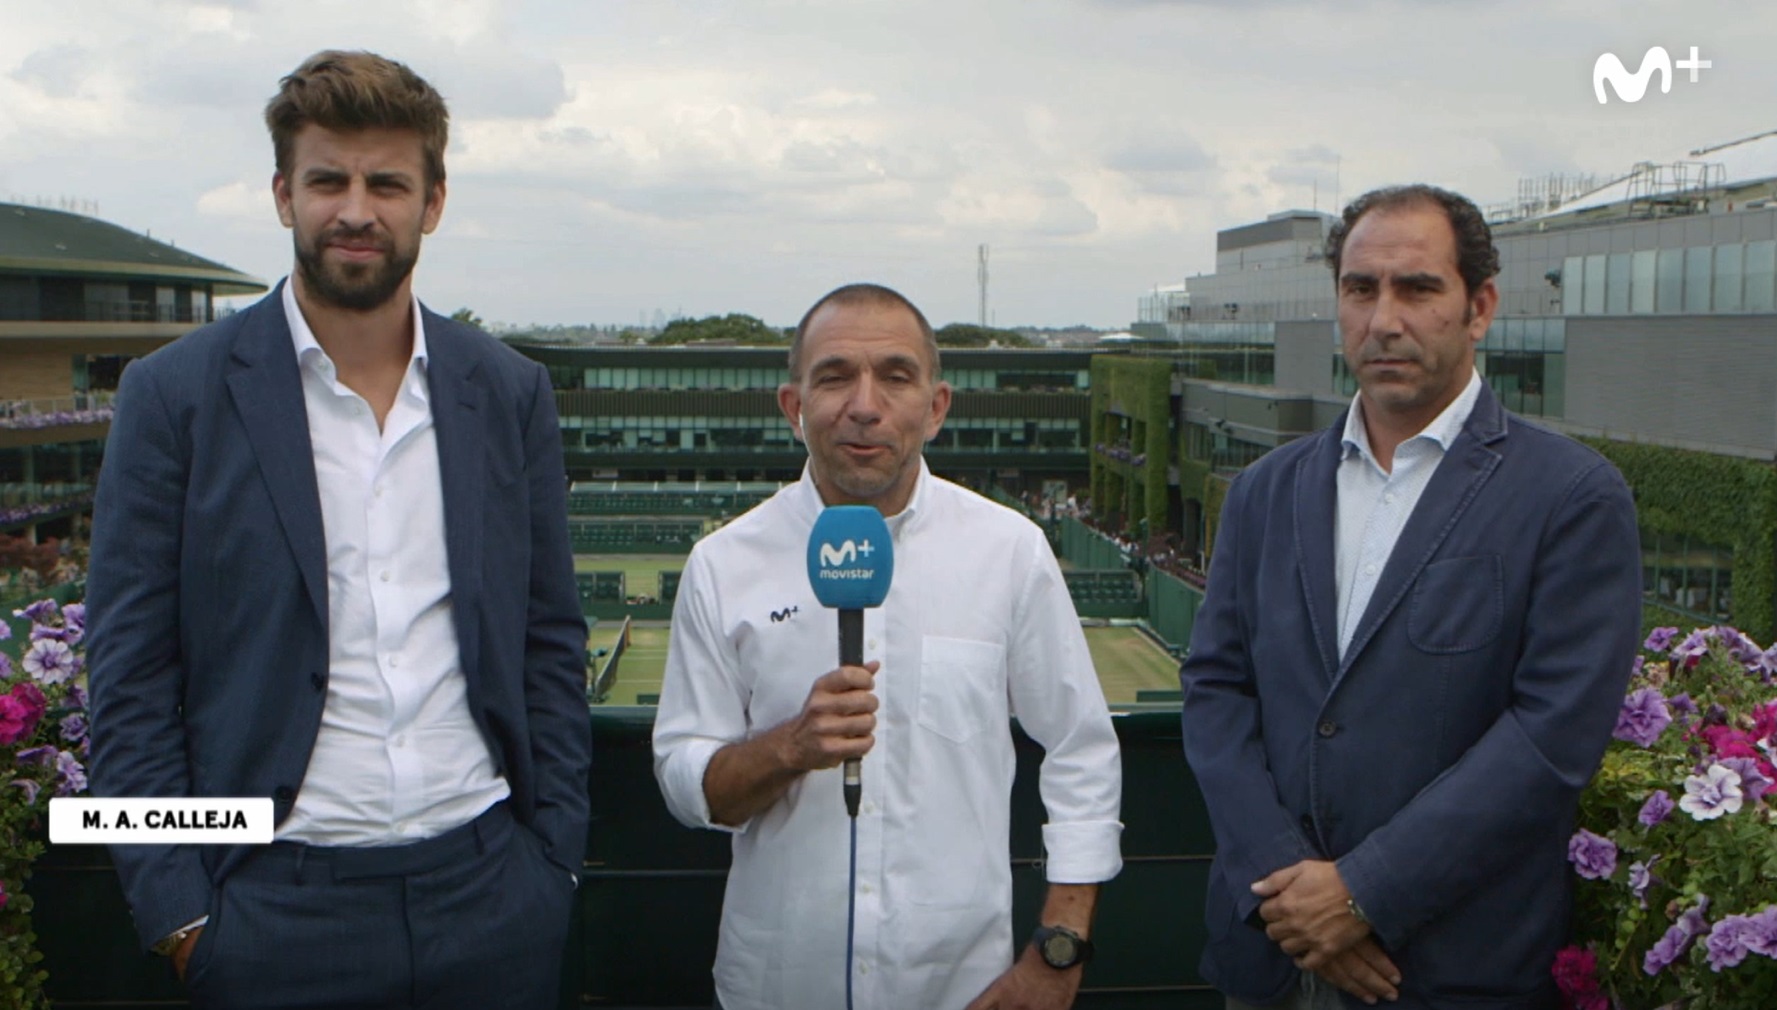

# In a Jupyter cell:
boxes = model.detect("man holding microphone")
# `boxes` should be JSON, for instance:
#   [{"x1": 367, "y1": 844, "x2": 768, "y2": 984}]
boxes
[{"x1": 653, "y1": 283, "x2": 1123, "y2": 1010}]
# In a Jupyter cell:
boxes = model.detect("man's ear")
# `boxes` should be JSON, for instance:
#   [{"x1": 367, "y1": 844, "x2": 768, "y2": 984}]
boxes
[
  {"x1": 273, "y1": 172, "x2": 295, "y2": 229},
  {"x1": 422, "y1": 178, "x2": 447, "y2": 235},
  {"x1": 778, "y1": 382, "x2": 804, "y2": 442}
]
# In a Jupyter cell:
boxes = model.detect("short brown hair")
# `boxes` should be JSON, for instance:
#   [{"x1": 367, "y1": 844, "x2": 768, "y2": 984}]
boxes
[
  {"x1": 790, "y1": 283, "x2": 940, "y2": 380},
  {"x1": 1326, "y1": 184, "x2": 1500, "y2": 298},
  {"x1": 265, "y1": 50, "x2": 449, "y2": 188}
]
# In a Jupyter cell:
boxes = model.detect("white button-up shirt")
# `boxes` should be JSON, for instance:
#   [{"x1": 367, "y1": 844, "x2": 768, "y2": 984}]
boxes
[
  {"x1": 276, "y1": 279, "x2": 508, "y2": 846},
  {"x1": 1335, "y1": 370, "x2": 1484, "y2": 656},
  {"x1": 654, "y1": 460, "x2": 1123, "y2": 1010}
]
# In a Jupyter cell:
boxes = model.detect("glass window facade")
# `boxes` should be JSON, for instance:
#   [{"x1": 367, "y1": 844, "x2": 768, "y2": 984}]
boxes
[{"x1": 1560, "y1": 242, "x2": 1777, "y2": 316}]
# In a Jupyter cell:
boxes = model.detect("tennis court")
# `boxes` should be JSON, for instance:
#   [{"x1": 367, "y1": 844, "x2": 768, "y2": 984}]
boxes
[{"x1": 586, "y1": 623, "x2": 1178, "y2": 708}]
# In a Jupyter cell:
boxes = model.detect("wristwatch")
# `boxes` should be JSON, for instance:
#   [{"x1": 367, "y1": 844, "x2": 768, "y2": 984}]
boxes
[{"x1": 1031, "y1": 924, "x2": 1095, "y2": 969}]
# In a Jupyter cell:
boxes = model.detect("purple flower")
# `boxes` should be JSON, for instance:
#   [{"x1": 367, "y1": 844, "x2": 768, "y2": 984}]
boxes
[
  {"x1": 10, "y1": 778, "x2": 39, "y2": 805},
  {"x1": 1645, "y1": 897, "x2": 1712, "y2": 975},
  {"x1": 59, "y1": 602, "x2": 84, "y2": 643},
  {"x1": 0, "y1": 620, "x2": 9, "y2": 641},
  {"x1": 1744, "y1": 906, "x2": 1777, "y2": 958},
  {"x1": 1629, "y1": 857, "x2": 1658, "y2": 906},
  {"x1": 0, "y1": 654, "x2": 11, "y2": 679},
  {"x1": 1567, "y1": 828, "x2": 1618, "y2": 880},
  {"x1": 1668, "y1": 692, "x2": 1697, "y2": 717},
  {"x1": 1719, "y1": 756, "x2": 1772, "y2": 802},
  {"x1": 1756, "y1": 646, "x2": 1777, "y2": 682},
  {"x1": 15, "y1": 745, "x2": 55, "y2": 767},
  {"x1": 1639, "y1": 789, "x2": 1675, "y2": 826},
  {"x1": 1645, "y1": 627, "x2": 1679, "y2": 652},
  {"x1": 67, "y1": 684, "x2": 87, "y2": 711},
  {"x1": 1645, "y1": 922, "x2": 1691, "y2": 975},
  {"x1": 22, "y1": 638, "x2": 76, "y2": 685},
  {"x1": 54, "y1": 750, "x2": 85, "y2": 796},
  {"x1": 1681, "y1": 764, "x2": 1745, "y2": 820},
  {"x1": 1707, "y1": 915, "x2": 1755, "y2": 970},
  {"x1": 1613, "y1": 687, "x2": 1673, "y2": 747},
  {"x1": 58, "y1": 713, "x2": 87, "y2": 744},
  {"x1": 12, "y1": 599, "x2": 57, "y2": 624},
  {"x1": 1673, "y1": 630, "x2": 1712, "y2": 664}
]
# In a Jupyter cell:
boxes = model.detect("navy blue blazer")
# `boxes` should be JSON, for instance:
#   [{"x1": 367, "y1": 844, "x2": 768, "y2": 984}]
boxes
[
  {"x1": 1180, "y1": 386, "x2": 1640, "y2": 1008},
  {"x1": 86, "y1": 285, "x2": 591, "y2": 950}
]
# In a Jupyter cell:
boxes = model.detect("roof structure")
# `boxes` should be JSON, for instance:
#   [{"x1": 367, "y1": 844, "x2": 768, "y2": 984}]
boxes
[
  {"x1": 0, "y1": 202, "x2": 265, "y2": 295},
  {"x1": 1529, "y1": 129, "x2": 1777, "y2": 222}
]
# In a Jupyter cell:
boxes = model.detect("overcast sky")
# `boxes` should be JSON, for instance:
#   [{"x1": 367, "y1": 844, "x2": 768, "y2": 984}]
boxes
[{"x1": 2, "y1": 0, "x2": 1772, "y2": 329}]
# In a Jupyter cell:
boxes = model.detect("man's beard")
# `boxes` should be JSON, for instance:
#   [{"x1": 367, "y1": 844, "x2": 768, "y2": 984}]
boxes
[{"x1": 293, "y1": 225, "x2": 420, "y2": 312}]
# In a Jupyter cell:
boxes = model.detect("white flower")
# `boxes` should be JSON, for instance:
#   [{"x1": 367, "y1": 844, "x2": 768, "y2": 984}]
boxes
[
  {"x1": 21, "y1": 638, "x2": 75, "y2": 685},
  {"x1": 1679, "y1": 763, "x2": 1745, "y2": 821}
]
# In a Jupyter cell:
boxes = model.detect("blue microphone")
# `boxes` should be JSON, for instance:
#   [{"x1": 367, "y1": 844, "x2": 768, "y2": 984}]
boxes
[{"x1": 806, "y1": 505, "x2": 894, "y2": 817}]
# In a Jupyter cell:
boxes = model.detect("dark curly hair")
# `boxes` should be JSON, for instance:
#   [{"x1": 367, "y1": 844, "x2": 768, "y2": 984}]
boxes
[{"x1": 1325, "y1": 184, "x2": 1500, "y2": 297}]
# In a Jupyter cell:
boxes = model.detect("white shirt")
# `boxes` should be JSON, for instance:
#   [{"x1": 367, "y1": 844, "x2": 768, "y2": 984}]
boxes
[
  {"x1": 1335, "y1": 370, "x2": 1484, "y2": 656},
  {"x1": 277, "y1": 279, "x2": 508, "y2": 846},
  {"x1": 653, "y1": 461, "x2": 1123, "y2": 1010}
]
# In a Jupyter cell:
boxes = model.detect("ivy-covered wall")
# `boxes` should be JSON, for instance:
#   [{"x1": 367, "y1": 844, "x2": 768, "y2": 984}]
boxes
[
  {"x1": 1584, "y1": 439, "x2": 1777, "y2": 642},
  {"x1": 1089, "y1": 355, "x2": 1173, "y2": 536}
]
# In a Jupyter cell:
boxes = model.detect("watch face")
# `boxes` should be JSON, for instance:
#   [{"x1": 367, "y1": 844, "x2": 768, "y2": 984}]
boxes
[{"x1": 1041, "y1": 932, "x2": 1077, "y2": 967}]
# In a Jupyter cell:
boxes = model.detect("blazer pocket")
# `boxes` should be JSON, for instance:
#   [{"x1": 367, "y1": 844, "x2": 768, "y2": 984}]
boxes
[
  {"x1": 1407, "y1": 555, "x2": 1503, "y2": 654},
  {"x1": 916, "y1": 636, "x2": 1007, "y2": 744}
]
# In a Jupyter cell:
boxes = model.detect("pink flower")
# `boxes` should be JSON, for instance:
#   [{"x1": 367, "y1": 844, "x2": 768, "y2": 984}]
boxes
[
  {"x1": 1552, "y1": 945, "x2": 1602, "y2": 996},
  {"x1": 0, "y1": 682, "x2": 47, "y2": 745},
  {"x1": 1702, "y1": 725, "x2": 1759, "y2": 761}
]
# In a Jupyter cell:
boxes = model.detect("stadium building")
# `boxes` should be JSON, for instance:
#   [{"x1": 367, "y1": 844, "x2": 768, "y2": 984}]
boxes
[
  {"x1": 1100, "y1": 129, "x2": 1777, "y2": 639},
  {"x1": 0, "y1": 201, "x2": 265, "y2": 592}
]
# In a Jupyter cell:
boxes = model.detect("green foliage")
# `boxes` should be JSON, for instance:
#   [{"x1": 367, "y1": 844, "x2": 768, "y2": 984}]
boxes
[
  {"x1": 1202, "y1": 472, "x2": 1232, "y2": 564},
  {"x1": 933, "y1": 323, "x2": 1032, "y2": 348},
  {"x1": 1088, "y1": 356, "x2": 1172, "y2": 536},
  {"x1": 448, "y1": 307, "x2": 485, "y2": 329},
  {"x1": 654, "y1": 314, "x2": 789, "y2": 347},
  {"x1": 1570, "y1": 627, "x2": 1777, "y2": 1007},
  {"x1": 1585, "y1": 439, "x2": 1777, "y2": 641}
]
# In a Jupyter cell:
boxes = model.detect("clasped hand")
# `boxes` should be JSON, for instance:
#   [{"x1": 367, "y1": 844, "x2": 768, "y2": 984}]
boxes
[{"x1": 1253, "y1": 860, "x2": 1400, "y2": 1004}]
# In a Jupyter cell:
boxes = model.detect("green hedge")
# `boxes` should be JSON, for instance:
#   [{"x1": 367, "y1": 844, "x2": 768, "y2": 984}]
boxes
[
  {"x1": 1089, "y1": 356, "x2": 1172, "y2": 536},
  {"x1": 1584, "y1": 439, "x2": 1777, "y2": 642}
]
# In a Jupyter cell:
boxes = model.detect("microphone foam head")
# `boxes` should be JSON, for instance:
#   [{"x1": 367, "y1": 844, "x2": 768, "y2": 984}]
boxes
[{"x1": 806, "y1": 505, "x2": 894, "y2": 609}]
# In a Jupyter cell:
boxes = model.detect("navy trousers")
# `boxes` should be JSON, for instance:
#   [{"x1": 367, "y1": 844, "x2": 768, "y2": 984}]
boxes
[{"x1": 183, "y1": 802, "x2": 574, "y2": 1010}]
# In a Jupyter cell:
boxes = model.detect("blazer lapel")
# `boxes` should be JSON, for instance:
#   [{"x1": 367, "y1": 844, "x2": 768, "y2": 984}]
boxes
[
  {"x1": 1294, "y1": 424, "x2": 1344, "y2": 683},
  {"x1": 425, "y1": 314, "x2": 486, "y2": 687},
  {"x1": 1336, "y1": 387, "x2": 1508, "y2": 681},
  {"x1": 224, "y1": 286, "x2": 328, "y2": 625}
]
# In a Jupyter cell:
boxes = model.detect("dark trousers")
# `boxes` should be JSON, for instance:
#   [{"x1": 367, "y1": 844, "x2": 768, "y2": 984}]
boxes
[{"x1": 184, "y1": 802, "x2": 574, "y2": 1010}]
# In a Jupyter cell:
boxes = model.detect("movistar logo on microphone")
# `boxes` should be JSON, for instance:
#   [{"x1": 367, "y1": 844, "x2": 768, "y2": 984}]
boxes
[
  {"x1": 817, "y1": 538, "x2": 876, "y2": 579},
  {"x1": 806, "y1": 506, "x2": 894, "y2": 610}
]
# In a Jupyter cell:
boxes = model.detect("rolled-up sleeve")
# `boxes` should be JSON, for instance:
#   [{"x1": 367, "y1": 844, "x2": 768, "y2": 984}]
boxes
[
  {"x1": 1007, "y1": 529, "x2": 1124, "y2": 884},
  {"x1": 653, "y1": 546, "x2": 750, "y2": 834}
]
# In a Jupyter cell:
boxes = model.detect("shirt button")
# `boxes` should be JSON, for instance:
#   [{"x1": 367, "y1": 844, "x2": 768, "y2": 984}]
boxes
[
  {"x1": 868, "y1": 639, "x2": 879, "y2": 651},
  {"x1": 393, "y1": 734, "x2": 407, "y2": 748},
  {"x1": 374, "y1": 485, "x2": 384, "y2": 498},
  {"x1": 858, "y1": 963, "x2": 869, "y2": 975},
  {"x1": 1319, "y1": 721, "x2": 1339, "y2": 738},
  {"x1": 380, "y1": 570, "x2": 392, "y2": 582},
  {"x1": 388, "y1": 654, "x2": 400, "y2": 668},
  {"x1": 1383, "y1": 493, "x2": 1395, "y2": 505},
  {"x1": 860, "y1": 883, "x2": 872, "y2": 895},
  {"x1": 1363, "y1": 564, "x2": 1377, "y2": 575}
]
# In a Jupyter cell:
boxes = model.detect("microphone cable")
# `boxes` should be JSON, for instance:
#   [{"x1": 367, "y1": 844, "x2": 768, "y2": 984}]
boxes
[{"x1": 845, "y1": 810, "x2": 858, "y2": 1010}]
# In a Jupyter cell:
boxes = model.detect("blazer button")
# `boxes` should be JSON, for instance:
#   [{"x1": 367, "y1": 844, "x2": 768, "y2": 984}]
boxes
[
  {"x1": 273, "y1": 786, "x2": 295, "y2": 802},
  {"x1": 310, "y1": 671, "x2": 326, "y2": 692},
  {"x1": 1318, "y1": 720, "x2": 1338, "y2": 738},
  {"x1": 1300, "y1": 814, "x2": 1316, "y2": 836}
]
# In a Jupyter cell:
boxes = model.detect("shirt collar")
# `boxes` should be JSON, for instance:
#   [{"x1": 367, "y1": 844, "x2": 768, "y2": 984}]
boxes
[
  {"x1": 792, "y1": 456, "x2": 932, "y2": 534},
  {"x1": 1341, "y1": 368, "x2": 1483, "y2": 464},
  {"x1": 282, "y1": 276, "x2": 430, "y2": 382}
]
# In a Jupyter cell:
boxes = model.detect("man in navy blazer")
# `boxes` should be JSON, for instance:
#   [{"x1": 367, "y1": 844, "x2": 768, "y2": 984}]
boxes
[
  {"x1": 86, "y1": 51, "x2": 588, "y2": 1009},
  {"x1": 1180, "y1": 185, "x2": 1640, "y2": 1009}
]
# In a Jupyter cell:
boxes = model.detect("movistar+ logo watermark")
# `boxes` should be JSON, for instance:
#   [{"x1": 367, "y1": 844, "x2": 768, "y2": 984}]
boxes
[
  {"x1": 1594, "y1": 46, "x2": 1711, "y2": 104},
  {"x1": 817, "y1": 538, "x2": 876, "y2": 580}
]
